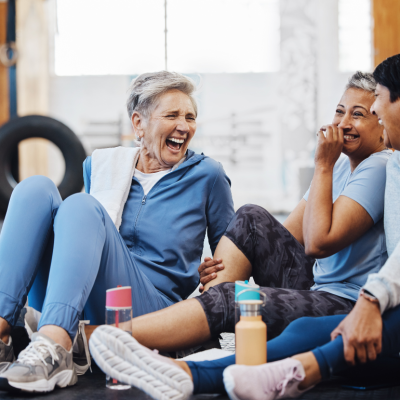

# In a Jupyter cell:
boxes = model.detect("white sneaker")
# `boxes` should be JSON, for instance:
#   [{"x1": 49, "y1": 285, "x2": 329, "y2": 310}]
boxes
[
  {"x1": 223, "y1": 358, "x2": 312, "y2": 400},
  {"x1": 89, "y1": 325, "x2": 193, "y2": 400}
]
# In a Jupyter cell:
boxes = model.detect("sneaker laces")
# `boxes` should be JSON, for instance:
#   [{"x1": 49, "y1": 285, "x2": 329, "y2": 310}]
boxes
[
  {"x1": 17, "y1": 337, "x2": 59, "y2": 367},
  {"x1": 261, "y1": 362, "x2": 303, "y2": 396}
]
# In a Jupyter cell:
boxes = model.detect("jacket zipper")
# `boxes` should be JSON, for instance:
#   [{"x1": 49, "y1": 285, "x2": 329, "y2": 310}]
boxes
[{"x1": 130, "y1": 155, "x2": 200, "y2": 250}]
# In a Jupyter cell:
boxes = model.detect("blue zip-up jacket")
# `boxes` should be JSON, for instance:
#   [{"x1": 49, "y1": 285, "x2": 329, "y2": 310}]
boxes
[{"x1": 83, "y1": 149, "x2": 235, "y2": 302}]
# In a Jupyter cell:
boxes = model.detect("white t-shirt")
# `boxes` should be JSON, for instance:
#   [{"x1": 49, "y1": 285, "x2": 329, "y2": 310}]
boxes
[{"x1": 134, "y1": 168, "x2": 171, "y2": 195}]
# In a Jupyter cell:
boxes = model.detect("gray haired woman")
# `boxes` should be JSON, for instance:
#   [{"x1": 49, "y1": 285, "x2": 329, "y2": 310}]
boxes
[{"x1": 0, "y1": 71, "x2": 234, "y2": 392}]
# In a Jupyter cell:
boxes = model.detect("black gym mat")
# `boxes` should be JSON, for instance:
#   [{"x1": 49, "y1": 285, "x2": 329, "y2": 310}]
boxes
[{"x1": 0, "y1": 364, "x2": 400, "y2": 400}]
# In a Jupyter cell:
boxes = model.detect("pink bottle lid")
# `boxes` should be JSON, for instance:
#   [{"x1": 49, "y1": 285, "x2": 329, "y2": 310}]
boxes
[{"x1": 106, "y1": 286, "x2": 132, "y2": 309}]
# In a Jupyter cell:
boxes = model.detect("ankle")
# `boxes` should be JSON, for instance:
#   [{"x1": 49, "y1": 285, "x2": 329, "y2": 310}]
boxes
[
  {"x1": 292, "y1": 353, "x2": 321, "y2": 390},
  {"x1": 0, "y1": 317, "x2": 11, "y2": 344},
  {"x1": 39, "y1": 326, "x2": 72, "y2": 351},
  {"x1": 172, "y1": 360, "x2": 193, "y2": 381}
]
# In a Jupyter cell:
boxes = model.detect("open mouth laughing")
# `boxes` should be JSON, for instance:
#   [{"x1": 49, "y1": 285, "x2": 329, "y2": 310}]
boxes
[
  {"x1": 166, "y1": 137, "x2": 185, "y2": 152},
  {"x1": 344, "y1": 134, "x2": 360, "y2": 142}
]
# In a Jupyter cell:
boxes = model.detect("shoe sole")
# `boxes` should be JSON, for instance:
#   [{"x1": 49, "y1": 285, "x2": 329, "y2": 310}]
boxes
[
  {"x1": 223, "y1": 366, "x2": 240, "y2": 400},
  {"x1": 89, "y1": 325, "x2": 193, "y2": 400},
  {"x1": 0, "y1": 369, "x2": 77, "y2": 393}
]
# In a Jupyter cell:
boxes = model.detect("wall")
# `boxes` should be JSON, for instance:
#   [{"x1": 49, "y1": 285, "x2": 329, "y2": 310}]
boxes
[{"x1": 47, "y1": 0, "x2": 355, "y2": 212}]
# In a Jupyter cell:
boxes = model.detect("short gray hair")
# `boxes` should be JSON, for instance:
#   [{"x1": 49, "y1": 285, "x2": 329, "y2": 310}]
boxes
[
  {"x1": 346, "y1": 71, "x2": 377, "y2": 94},
  {"x1": 126, "y1": 71, "x2": 198, "y2": 119}
]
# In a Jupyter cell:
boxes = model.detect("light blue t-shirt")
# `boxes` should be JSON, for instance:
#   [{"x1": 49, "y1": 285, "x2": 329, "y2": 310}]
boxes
[{"x1": 304, "y1": 149, "x2": 392, "y2": 302}]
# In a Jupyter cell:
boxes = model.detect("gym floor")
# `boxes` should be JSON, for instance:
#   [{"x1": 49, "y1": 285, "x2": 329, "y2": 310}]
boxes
[{"x1": 0, "y1": 364, "x2": 400, "y2": 400}]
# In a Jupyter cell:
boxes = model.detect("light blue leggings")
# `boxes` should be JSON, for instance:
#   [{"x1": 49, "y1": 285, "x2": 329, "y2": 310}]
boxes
[
  {"x1": 187, "y1": 304, "x2": 400, "y2": 393},
  {"x1": 0, "y1": 176, "x2": 173, "y2": 339}
]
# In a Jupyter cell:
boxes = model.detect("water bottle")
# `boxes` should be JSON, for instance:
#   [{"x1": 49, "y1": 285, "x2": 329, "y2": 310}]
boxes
[
  {"x1": 105, "y1": 285, "x2": 132, "y2": 390},
  {"x1": 234, "y1": 280, "x2": 260, "y2": 325},
  {"x1": 235, "y1": 289, "x2": 267, "y2": 366}
]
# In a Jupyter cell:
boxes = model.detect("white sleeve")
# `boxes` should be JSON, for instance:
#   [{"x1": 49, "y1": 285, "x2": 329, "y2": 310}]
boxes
[{"x1": 363, "y1": 240, "x2": 400, "y2": 313}]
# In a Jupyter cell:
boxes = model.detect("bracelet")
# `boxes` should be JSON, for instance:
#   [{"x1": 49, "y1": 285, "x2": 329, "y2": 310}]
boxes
[{"x1": 360, "y1": 288, "x2": 380, "y2": 305}]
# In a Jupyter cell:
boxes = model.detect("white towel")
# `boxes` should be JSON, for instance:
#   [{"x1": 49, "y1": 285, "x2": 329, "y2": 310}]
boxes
[{"x1": 90, "y1": 146, "x2": 140, "y2": 230}]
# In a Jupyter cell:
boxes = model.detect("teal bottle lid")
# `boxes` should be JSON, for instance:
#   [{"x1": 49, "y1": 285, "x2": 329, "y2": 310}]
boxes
[{"x1": 235, "y1": 280, "x2": 260, "y2": 301}]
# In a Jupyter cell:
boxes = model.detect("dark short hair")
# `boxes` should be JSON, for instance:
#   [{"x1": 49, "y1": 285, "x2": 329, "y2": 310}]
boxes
[{"x1": 373, "y1": 54, "x2": 400, "y2": 102}]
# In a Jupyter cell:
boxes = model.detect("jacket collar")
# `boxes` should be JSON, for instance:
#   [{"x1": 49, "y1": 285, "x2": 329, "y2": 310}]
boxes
[{"x1": 174, "y1": 149, "x2": 205, "y2": 171}]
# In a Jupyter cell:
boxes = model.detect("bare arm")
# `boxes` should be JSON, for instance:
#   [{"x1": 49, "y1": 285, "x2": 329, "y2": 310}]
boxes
[
  {"x1": 283, "y1": 199, "x2": 307, "y2": 246},
  {"x1": 303, "y1": 125, "x2": 374, "y2": 258}
]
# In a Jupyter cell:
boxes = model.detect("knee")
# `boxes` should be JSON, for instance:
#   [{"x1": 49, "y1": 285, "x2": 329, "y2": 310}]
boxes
[
  {"x1": 12, "y1": 175, "x2": 58, "y2": 201},
  {"x1": 285, "y1": 317, "x2": 317, "y2": 333},
  {"x1": 236, "y1": 204, "x2": 269, "y2": 220},
  {"x1": 230, "y1": 204, "x2": 271, "y2": 227},
  {"x1": 57, "y1": 193, "x2": 99, "y2": 216}
]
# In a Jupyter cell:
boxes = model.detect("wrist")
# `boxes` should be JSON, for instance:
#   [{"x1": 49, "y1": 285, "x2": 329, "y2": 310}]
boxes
[
  {"x1": 358, "y1": 293, "x2": 380, "y2": 311},
  {"x1": 314, "y1": 164, "x2": 334, "y2": 174}
]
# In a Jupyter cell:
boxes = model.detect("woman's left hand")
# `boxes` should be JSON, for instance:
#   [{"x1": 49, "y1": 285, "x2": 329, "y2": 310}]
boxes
[{"x1": 315, "y1": 124, "x2": 344, "y2": 170}]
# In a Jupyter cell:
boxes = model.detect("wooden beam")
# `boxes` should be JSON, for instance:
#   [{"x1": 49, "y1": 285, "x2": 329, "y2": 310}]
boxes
[
  {"x1": 0, "y1": 1, "x2": 9, "y2": 127},
  {"x1": 16, "y1": 0, "x2": 49, "y2": 180},
  {"x1": 373, "y1": 0, "x2": 400, "y2": 67}
]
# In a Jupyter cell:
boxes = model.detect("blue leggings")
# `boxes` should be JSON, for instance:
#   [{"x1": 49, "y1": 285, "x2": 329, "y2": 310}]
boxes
[
  {"x1": 0, "y1": 176, "x2": 173, "y2": 339},
  {"x1": 187, "y1": 304, "x2": 400, "y2": 394}
]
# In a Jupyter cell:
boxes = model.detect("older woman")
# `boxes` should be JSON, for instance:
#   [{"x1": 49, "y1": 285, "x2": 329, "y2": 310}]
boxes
[
  {"x1": 0, "y1": 71, "x2": 234, "y2": 392},
  {"x1": 87, "y1": 72, "x2": 393, "y2": 400}
]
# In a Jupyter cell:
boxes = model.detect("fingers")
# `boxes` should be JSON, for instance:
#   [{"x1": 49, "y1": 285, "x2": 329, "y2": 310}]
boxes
[
  {"x1": 367, "y1": 342, "x2": 377, "y2": 361},
  {"x1": 202, "y1": 264, "x2": 224, "y2": 277},
  {"x1": 320, "y1": 124, "x2": 342, "y2": 142},
  {"x1": 198, "y1": 257, "x2": 222, "y2": 273},
  {"x1": 199, "y1": 272, "x2": 217, "y2": 286},
  {"x1": 338, "y1": 126, "x2": 344, "y2": 144},
  {"x1": 355, "y1": 343, "x2": 367, "y2": 364},
  {"x1": 343, "y1": 340, "x2": 356, "y2": 366},
  {"x1": 375, "y1": 337, "x2": 382, "y2": 355},
  {"x1": 330, "y1": 328, "x2": 340, "y2": 341},
  {"x1": 199, "y1": 284, "x2": 204, "y2": 293}
]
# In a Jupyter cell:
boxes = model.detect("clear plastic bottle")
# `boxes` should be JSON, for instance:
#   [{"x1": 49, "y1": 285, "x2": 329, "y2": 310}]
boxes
[{"x1": 105, "y1": 286, "x2": 132, "y2": 390}]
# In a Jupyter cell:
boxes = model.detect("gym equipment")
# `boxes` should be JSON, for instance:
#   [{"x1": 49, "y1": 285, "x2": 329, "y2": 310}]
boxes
[{"x1": 0, "y1": 115, "x2": 87, "y2": 216}]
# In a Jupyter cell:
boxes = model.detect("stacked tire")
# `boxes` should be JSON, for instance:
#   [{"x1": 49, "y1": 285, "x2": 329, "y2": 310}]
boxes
[{"x1": 0, "y1": 115, "x2": 86, "y2": 216}]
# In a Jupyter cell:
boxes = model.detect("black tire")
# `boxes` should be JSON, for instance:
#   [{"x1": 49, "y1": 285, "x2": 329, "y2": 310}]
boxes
[{"x1": 0, "y1": 115, "x2": 87, "y2": 215}]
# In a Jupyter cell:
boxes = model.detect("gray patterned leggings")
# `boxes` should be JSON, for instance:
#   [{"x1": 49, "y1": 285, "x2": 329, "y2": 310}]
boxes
[{"x1": 195, "y1": 204, "x2": 355, "y2": 340}]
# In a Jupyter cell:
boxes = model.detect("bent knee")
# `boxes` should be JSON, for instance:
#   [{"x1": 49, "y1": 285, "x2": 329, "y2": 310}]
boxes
[
  {"x1": 56, "y1": 193, "x2": 103, "y2": 220},
  {"x1": 14, "y1": 175, "x2": 57, "y2": 196},
  {"x1": 285, "y1": 316, "x2": 316, "y2": 332},
  {"x1": 229, "y1": 204, "x2": 272, "y2": 228},
  {"x1": 59, "y1": 192, "x2": 97, "y2": 211}
]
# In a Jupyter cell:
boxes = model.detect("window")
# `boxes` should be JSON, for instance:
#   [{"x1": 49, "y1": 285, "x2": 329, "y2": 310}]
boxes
[
  {"x1": 55, "y1": 0, "x2": 280, "y2": 75},
  {"x1": 338, "y1": 0, "x2": 372, "y2": 72}
]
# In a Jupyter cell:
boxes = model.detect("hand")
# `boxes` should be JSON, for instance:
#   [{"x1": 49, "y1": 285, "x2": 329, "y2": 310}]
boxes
[
  {"x1": 198, "y1": 257, "x2": 224, "y2": 293},
  {"x1": 330, "y1": 296, "x2": 382, "y2": 366},
  {"x1": 315, "y1": 124, "x2": 344, "y2": 169}
]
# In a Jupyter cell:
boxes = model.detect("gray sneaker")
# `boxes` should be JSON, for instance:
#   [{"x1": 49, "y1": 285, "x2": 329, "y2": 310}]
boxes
[
  {"x1": 0, "y1": 332, "x2": 77, "y2": 392},
  {"x1": 0, "y1": 337, "x2": 14, "y2": 374}
]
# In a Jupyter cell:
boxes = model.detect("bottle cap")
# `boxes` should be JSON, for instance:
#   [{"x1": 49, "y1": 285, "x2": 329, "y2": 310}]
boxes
[
  {"x1": 106, "y1": 286, "x2": 132, "y2": 309},
  {"x1": 235, "y1": 280, "x2": 260, "y2": 301}
]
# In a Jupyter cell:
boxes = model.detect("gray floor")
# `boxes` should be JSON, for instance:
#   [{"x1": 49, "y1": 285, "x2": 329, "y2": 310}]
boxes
[{"x1": 1, "y1": 365, "x2": 400, "y2": 400}]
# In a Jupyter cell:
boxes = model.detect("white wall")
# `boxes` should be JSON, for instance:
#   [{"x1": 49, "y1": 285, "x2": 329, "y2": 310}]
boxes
[{"x1": 47, "y1": 0, "x2": 356, "y2": 212}]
